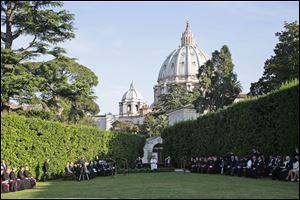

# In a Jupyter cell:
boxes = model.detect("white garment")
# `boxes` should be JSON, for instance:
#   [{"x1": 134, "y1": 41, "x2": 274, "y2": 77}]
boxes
[
  {"x1": 150, "y1": 158, "x2": 158, "y2": 170},
  {"x1": 292, "y1": 161, "x2": 299, "y2": 172},
  {"x1": 247, "y1": 159, "x2": 252, "y2": 168}
]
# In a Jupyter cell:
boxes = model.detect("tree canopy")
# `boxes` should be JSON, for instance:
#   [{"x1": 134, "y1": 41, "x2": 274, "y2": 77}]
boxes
[
  {"x1": 1, "y1": 1, "x2": 100, "y2": 123},
  {"x1": 194, "y1": 45, "x2": 242, "y2": 113},
  {"x1": 249, "y1": 21, "x2": 299, "y2": 96}
]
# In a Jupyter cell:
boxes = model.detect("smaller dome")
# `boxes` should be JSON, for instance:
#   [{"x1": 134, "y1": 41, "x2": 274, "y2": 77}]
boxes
[{"x1": 121, "y1": 82, "x2": 144, "y2": 102}]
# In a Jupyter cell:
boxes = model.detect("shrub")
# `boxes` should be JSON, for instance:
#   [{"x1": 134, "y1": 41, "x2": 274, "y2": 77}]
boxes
[
  {"x1": 1, "y1": 113, "x2": 145, "y2": 180},
  {"x1": 162, "y1": 83, "x2": 299, "y2": 167}
]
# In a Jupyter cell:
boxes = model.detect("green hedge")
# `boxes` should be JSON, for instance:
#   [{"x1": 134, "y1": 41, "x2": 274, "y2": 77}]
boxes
[
  {"x1": 1, "y1": 113, "x2": 145, "y2": 179},
  {"x1": 162, "y1": 83, "x2": 299, "y2": 167}
]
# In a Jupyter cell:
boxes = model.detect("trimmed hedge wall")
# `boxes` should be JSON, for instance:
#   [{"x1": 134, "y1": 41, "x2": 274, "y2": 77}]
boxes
[
  {"x1": 1, "y1": 113, "x2": 145, "y2": 179},
  {"x1": 162, "y1": 83, "x2": 299, "y2": 167}
]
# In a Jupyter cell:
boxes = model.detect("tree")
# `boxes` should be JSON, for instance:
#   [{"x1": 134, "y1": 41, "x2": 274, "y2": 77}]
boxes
[
  {"x1": 140, "y1": 84, "x2": 197, "y2": 137},
  {"x1": 154, "y1": 83, "x2": 199, "y2": 115},
  {"x1": 34, "y1": 56, "x2": 100, "y2": 122},
  {"x1": 1, "y1": 1, "x2": 100, "y2": 123},
  {"x1": 111, "y1": 120, "x2": 139, "y2": 134},
  {"x1": 1, "y1": 1, "x2": 75, "y2": 111},
  {"x1": 249, "y1": 21, "x2": 299, "y2": 95},
  {"x1": 139, "y1": 114, "x2": 168, "y2": 137},
  {"x1": 194, "y1": 45, "x2": 242, "y2": 113},
  {"x1": 1, "y1": 1, "x2": 74, "y2": 59}
]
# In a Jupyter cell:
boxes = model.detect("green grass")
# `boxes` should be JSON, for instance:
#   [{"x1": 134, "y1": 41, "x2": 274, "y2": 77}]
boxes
[{"x1": 1, "y1": 172, "x2": 299, "y2": 199}]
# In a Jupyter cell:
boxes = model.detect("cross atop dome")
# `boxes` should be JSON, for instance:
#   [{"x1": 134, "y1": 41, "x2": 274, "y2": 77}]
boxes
[
  {"x1": 185, "y1": 19, "x2": 190, "y2": 31},
  {"x1": 130, "y1": 80, "x2": 134, "y2": 90}
]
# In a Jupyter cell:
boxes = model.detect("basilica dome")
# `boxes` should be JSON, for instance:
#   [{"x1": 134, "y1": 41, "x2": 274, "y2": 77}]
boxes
[
  {"x1": 157, "y1": 21, "x2": 210, "y2": 84},
  {"x1": 154, "y1": 20, "x2": 210, "y2": 104}
]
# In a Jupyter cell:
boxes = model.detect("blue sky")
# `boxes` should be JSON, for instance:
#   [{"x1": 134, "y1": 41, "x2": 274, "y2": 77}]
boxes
[{"x1": 14, "y1": 1, "x2": 299, "y2": 114}]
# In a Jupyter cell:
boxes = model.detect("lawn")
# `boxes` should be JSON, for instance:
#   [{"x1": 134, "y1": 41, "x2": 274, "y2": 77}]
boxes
[{"x1": 1, "y1": 172, "x2": 299, "y2": 199}]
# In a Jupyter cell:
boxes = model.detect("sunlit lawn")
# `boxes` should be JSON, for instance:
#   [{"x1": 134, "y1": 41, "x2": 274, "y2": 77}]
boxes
[{"x1": 1, "y1": 172, "x2": 299, "y2": 199}]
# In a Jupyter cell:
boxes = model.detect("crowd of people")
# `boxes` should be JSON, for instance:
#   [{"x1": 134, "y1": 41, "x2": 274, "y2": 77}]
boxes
[
  {"x1": 2, "y1": 148, "x2": 298, "y2": 193},
  {"x1": 64, "y1": 156, "x2": 116, "y2": 181},
  {"x1": 188, "y1": 148, "x2": 299, "y2": 182},
  {"x1": 1, "y1": 160, "x2": 37, "y2": 193}
]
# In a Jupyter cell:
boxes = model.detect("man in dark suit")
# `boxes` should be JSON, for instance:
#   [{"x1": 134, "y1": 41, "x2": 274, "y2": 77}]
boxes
[
  {"x1": 9, "y1": 167, "x2": 18, "y2": 191},
  {"x1": 164, "y1": 156, "x2": 171, "y2": 168},
  {"x1": 24, "y1": 166, "x2": 36, "y2": 188},
  {"x1": 272, "y1": 156, "x2": 283, "y2": 180},
  {"x1": 135, "y1": 157, "x2": 143, "y2": 169},
  {"x1": 249, "y1": 155, "x2": 259, "y2": 178},
  {"x1": 17, "y1": 166, "x2": 25, "y2": 180},
  {"x1": 42, "y1": 159, "x2": 49, "y2": 182}
]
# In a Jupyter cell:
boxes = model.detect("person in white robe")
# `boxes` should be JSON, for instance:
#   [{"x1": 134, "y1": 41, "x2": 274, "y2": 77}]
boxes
[{"x1": 150, "y1": 157, "x2": 158, "y2": 170}]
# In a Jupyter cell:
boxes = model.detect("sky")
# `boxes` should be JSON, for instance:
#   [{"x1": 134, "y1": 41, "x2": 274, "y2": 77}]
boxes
[{"x1": 13, "y1": 1, "x2": 299, "y2": 115}]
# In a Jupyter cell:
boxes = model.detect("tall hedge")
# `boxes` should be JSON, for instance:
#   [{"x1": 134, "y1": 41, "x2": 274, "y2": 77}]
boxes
[
  {"x1": 162, "y1": 83, "x2": 299, "y2": 167},
  {"x1": 1, "y1": 113, "x2": 145, "y2": 179}
]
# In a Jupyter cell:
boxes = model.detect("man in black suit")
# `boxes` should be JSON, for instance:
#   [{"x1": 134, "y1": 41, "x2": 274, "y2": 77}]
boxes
[
  {"x1": 24, "y1": 166, "x2": 36, "y2": 188},
  {"x1": 272, "y1": 155, "x2": 283, "y2": 180},
  {"x1": 42, "y1": 159, "x2": 49, "y2": 182},
  {"x1": 9, "y1": 167, "x2": 18, "y2": 192},
  {"x1": 164, "y1": 156, "x2": 171, "y2": 168},
  {"x1": 17, "y1": 166, "x2": 25, "y2": 180},
  {"x1": 249, "y1": 155, "x2": 259, "y2": 178},
  {"x1": 135, "y1": 157, "x2": 143, "y2": 169}
]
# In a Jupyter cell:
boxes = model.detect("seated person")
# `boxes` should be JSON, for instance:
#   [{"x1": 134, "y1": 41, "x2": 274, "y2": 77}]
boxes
[
  {"x1": 200, "y1": 158, "x2": 207, "y2": 174},
  {"x1": 279, "y1": 156, "x2": 293, "y2": 180},
  {"x1": 9, "y1": 167, "x2": 18, "y2": 192},
  {"x1": 65, "y1": 163, "x2": 76, "y2": 180},
  {"x1": 219, "y1": 157, "x2": 226, "y2": 175},
  {"x1": 136, "y1": 157, "x2": 143, "y2": 169},
  {"x1": 272, "y1": 156, "x2": 283, "y2": 180},
  {"x1": 267, "y1": 155, "x2": 276, "y2": 176},
  {"x1": 285, "y1": 156, "x2": 298, "y2": 181},
  {"x1": 232, "y1": 156, "x2": 240, "y2": 176},
  {"x1": 206, "y1": 157, "x2": 214, "y2": 174},
  {"x1": 226, "y1": 155, "x2": 236, "y2": 176},
  {"x1": 17, "y1": 166, "x2": 25, "y2": 180},
  {"x1": 249, "y1": 156, "x2": 258, "y2": 178},
  {"x1": 24, "y1": 166, "x2": 36, "y2": 188},
  {"x1": 256, "y1": 156, "x2": 265, "y2": 176},
  {"x1": 17, "y1": 166, "x2": 30, "y2": 190},
  {"x1": 212, "y1": 156, "x2": 220, "y2": 174},
  {"x1": 1, "y1": 167, "x2": 10, "y2": 193},
  {"x1": 236, "y1": 157, "x2": 244, "y2": 176}
]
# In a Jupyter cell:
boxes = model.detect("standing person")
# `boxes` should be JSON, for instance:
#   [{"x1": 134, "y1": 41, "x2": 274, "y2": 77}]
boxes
[
  {"x1": 42, "y1": 159, "x2": 49, "y2": 182},
  {"x1": 164, "y1": 156, "x2": 171, "y2": 168},
  {"x1": 292, "y1": 147, "x2": 299, "y2": 159},
  {"x1": 150, "y1": 156, "x2": 158, "y2": 171}
]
